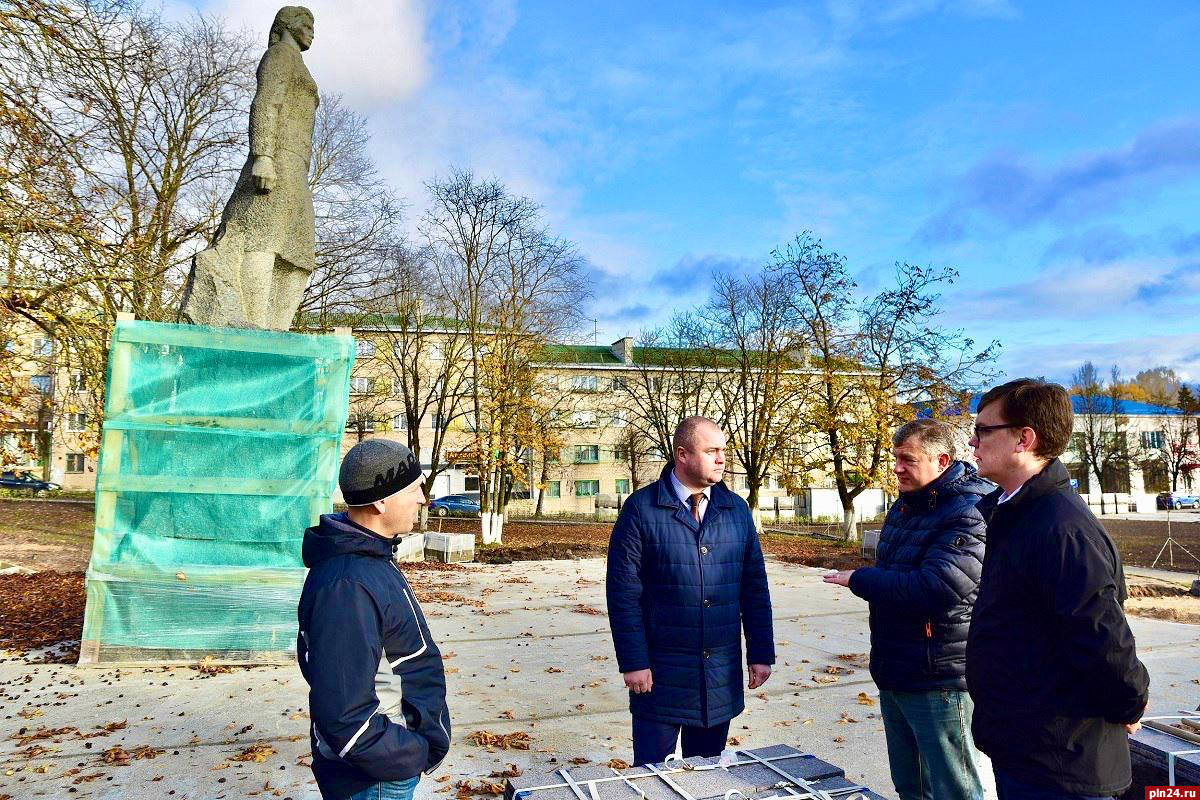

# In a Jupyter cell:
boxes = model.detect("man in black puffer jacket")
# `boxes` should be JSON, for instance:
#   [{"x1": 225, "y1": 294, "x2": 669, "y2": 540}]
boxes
[
  {"x1": 825, "y1": 418, "x2": 989, "y2": 800},
  {"x1": 967, "y1": 379, "x2": 1148, "y2": 800}
]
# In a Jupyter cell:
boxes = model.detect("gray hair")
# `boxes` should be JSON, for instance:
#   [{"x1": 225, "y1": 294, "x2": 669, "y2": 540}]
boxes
[
  {"x1": 893, "y1": 418, "x2": 957, "y2": 460},
  {"x1": 672, "y1": 416, "x2": 719, "y2": 455},
  {"x1": 269, "y1": 6, "x2": 313, "y2": 45}
]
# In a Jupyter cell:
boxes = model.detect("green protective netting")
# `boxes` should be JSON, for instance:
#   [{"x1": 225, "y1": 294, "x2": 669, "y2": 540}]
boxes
[{"x1": 80, "y1": 320, "x2": 353, "y2": 662}]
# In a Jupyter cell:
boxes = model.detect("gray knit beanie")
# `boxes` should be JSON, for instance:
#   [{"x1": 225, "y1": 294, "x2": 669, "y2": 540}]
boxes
[{"x1": 339, "y1": 439, "x2": 422, "y2": 506}]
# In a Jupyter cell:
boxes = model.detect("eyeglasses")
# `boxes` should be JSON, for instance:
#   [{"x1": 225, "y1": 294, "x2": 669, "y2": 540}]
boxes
[{"x1": 973, "y1": 423, "x2": 1021, "y2": 438}]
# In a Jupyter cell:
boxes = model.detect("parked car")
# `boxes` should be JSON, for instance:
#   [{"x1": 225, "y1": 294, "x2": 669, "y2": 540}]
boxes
[
  {"x1": 1157, "y1": 492, "x2": 1200, "y2": 510},
  {"x1": 0, "y1": 470, "x2": 61, "y2": 496},
  {"x1": 428, "y1": 494, "x2": 481, "y2": 517}
]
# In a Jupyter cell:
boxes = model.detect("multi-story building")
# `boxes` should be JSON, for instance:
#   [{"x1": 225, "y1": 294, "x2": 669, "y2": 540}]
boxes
[
  {"x1": 337, "y1": 329, "x2": 889, "y2": 518},
  {"x1": 955, "y1": 395, "x2": 1197, "y2": 512},
  {"x1": 1, "y1": 316, "x2": 99, "y2": 489}
]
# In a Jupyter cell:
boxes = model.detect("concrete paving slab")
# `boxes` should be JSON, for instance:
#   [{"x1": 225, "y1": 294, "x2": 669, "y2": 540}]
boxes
[{"x1": 1, "y1": 558, "x2": 1197, "y2": 800}]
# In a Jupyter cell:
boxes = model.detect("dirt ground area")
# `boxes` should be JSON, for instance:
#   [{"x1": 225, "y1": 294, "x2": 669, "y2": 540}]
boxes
[
  {"x1": 0, "y1": 500, "x2": 93, "y2": 572},
  {"x1": 0, "y1": 500, "x2": 1194, "y2": 663}
]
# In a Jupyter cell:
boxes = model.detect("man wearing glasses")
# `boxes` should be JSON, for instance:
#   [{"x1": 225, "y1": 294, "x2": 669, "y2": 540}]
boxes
[{"x1": 966, "y1": 379, "x2": 1148, "y2": 800}]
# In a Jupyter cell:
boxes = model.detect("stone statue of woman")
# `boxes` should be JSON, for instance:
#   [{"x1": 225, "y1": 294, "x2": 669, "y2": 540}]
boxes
[{"x1": 180, "y1": 6, "x2": 318, "y2": 330}]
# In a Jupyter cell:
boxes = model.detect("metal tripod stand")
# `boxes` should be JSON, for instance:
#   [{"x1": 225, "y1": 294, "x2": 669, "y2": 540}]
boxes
[{"x1": 1151, "y1": 508, "x2": 1200, "y2": 570}]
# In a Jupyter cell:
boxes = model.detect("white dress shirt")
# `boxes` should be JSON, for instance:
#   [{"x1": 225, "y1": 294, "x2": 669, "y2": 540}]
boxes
[{"x1": 669, "y1": 469, "x2": 711, "y2": 522}]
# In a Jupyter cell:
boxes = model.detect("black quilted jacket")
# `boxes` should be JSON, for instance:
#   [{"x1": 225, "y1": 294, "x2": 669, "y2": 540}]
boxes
[
  {"x1": 849, "y1": 460, "x2": 991, "y2": 691},
  {"x1": 606, "y1": 463, "x2": 775, "y2": 727},
  {"x1": 967, "y1": 459, "x2": 1149, "y2": 796}
]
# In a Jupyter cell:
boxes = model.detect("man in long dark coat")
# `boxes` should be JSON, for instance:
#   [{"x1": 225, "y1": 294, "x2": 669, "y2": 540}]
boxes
[{"x1": 606, "y1": 416, "x2": 774, "y2": 766}]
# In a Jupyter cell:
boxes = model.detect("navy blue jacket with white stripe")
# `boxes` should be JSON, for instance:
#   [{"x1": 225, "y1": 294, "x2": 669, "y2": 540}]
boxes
[{"x1": 298, "y1": 513, "x2": 451, "y2": 800}]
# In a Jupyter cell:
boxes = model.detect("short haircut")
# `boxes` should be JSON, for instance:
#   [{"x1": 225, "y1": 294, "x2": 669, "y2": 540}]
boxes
[
  {"x1": 673, "y1": 416, "x2": 719, "y2": 455},
  {"x1": 269, "y1": 6, "x2": 313, "y2": 45},
  {"x1": 893, "y1": 418, "x2": 957, "y2": 460},
  {"x1": 977, "y1": 378, "x2": 1073, "y2": 459}
]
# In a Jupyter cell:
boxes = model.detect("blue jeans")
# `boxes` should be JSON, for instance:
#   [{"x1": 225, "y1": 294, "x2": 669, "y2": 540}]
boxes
[
  {"x1": 348, "y1": 776, "x2": 419, "y2": 800},
  {"x1": 631, "y1": 716, "x2": 731, "y2": 766},
  {"x1": 993, "y1": 768, "x2": 1113, "y2": 800},
  {"x1": 879, "y1": 689, "x2": 983, "y2": 800}
]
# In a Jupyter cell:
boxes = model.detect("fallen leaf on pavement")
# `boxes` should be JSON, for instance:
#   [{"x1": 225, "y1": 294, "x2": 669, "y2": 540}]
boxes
[
  {"x1": 466, "y1": 730, "x2": 532, "y2": 750},
  {"x1": 231, "y1": 744, "x2": 276, "y2": 763},
  {"x1": 856, "y1": 692, "x2": 876, "y2": 706}
]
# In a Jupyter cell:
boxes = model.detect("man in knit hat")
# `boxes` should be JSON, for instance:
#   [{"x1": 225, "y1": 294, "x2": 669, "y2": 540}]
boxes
[{"x1": 297, "y1": 439, "x2": 451, "y2": 800}]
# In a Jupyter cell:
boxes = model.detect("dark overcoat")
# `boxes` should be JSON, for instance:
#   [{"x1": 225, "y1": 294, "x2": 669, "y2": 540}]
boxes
[
  {"x1": 966, "y1": 459, "x2": 1149, "y2": 797},
  {"x1": 606, "y1": 463, "x2": 775, "y2": 727},
  {"x1": 848, "y1": 460, "x2": 991, "y2": 691}
]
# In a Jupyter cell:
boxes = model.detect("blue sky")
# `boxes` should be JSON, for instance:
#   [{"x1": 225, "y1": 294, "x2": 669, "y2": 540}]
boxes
[{"x1": 196, "y1": 0, "x2": 1200, "y2": 382}]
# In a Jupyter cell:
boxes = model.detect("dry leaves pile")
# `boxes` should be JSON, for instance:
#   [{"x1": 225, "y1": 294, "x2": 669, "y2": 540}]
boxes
[
  {"x1": 416, "y1": 590, "x2": 486, "y2": 608},
  {"x1": 231, "y1": 743, "x2": 276, "y2": 763},
  {"x1": 456, "y1": 779, "x2": 505, "y2": 797},
  {"x1": 607, "y1": 759, "x2": 630, "y2": 770},
  {"x1": 193, "y1": 656, "x2": 235, "y2": 676},
  {"x1": 466, "y1": 730, "x2": 533, "y2": 750},
  {"x1": 571, "y1": 604, "x2": 603, "y2": 616},
  {"x1": 0, "y1": 571, "x2": 85, "y2": 662},
  {"x1": 101, "y1": 744, "x2": 165, "y2": 765}
]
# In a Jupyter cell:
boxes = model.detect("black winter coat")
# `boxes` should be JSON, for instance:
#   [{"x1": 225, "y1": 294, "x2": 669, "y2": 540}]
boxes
[
  {"x1": 966, "y1": 459, "x2": 1149, "y2": 797},
  {"x1": 298, "y1": 514, "x2": 451, "y2": 800},
  {"x1": 849, "y1": 460, "x2": 990, "y2": 691},
  {"x1": 606, "y1": 463, "x2": 775, "y2": 727}
]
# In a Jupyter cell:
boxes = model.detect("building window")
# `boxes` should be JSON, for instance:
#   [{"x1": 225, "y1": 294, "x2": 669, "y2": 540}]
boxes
[
  {"x1": 464, "y1": 476, "x2": 480, "y2": 491},
  {"x1": 346, "y1": 413, "x2": 376, "y2": 433},
  {"x1": 574, "y1": 445, "x2": 599, "y2": 464},
  {"x1": 571, "y1": 375, "x2": 598, "y2": 392},
  {"x1": 354, "y1": 338, "x2": 376, "y2": 358},
  {"x1": 66, "y1": 413, "x2": 87, "y2": 432},
  {"x1": 1142, "y1": 459, "x2": 1169, "y2": 493},
  {"x1": 432, "y1": 414, "x2": 448, "y2": 430},
  {"x1": 66, "y1": 454, "x2": 85, "y2": 473},
  {"x1": 575, "y1": 480, "x2": 600, "y2": 497},
  {"x1": 32, "y1": 337, "x2": 53, "y2": 357},
  {"x1": 649, "y1": 377, "x2": 664, "y2": 393},
  {"x1": 572, "y1": 411, "x2": 598, "y2": 428},
  {"x1": 350, "y1": 376, "x2": 375, "y2": 394},
  {"x1": 1140, "y1": 431, "x2": 1166, "y2": 450},
  {"x1": 611, "y1": 411, "x2": 629, "y2": 428},
  {"x1": 428, "y1": 342, "x2": 444, "y2": 361},
  {"x1": 613, "y1": 446, "x2": 629, "y2": 461},
  {"x1": 392, "y1": 414, "x2": 408, "y2": 431},
  {"x1": 30, "y1": 375, "x2": 51, "y2": 393},
  {"x1": 615, "y1": 478, "x2": 630, "y2": 494},
  {"x1": 546, "y1": 481, "x2": 561, "y2": 498},
  {"x1": 69, "y1": 373, "x2": 86, "y2": 391},
  {"x1": 611, "y1": 376, "x2": 628, "y2": 391}
]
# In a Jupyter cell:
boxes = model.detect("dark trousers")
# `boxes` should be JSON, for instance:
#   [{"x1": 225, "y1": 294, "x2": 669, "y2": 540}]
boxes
[
  {"x1": 993, "y1": 768, "x2": 1113, "y2": 800},
  {"x1": 631, "y1": 716, "x2": 730, "y2": 766}
]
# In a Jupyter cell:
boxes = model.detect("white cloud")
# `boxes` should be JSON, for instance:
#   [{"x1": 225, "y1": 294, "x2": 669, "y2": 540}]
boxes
[
  {"x1": 1003, "y1": 333, "x2": 1200, "y2": 384},
  {"x1": 207, "y1": 0, "x2": 431, "y2": 110}
]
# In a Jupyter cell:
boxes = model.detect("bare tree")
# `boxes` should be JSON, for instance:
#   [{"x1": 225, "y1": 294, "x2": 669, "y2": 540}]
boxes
[
  {"x1": 705, "y1": 269, "x2": 812, "y2": 531},
  {"x1": 422, "y1": 169, "x2": 589, "y2": 541},
  {"x1": 1138, "y1": 415, "x2": 1197, "y2": 494},
  {"x1": 624, "y1": 313, "x2": 726, "y2": 458},
  {"x1": 1071, "y1": 363, "x2": 1131, "y2": 498},
  {"x1": 297, "y1": 94, "x2": 404, "y2": 329},
  {"x1": 357, "y1": 250, "x2": 475, "y2": 529},
  {"x1": 1, "y1": 1, "x2": 252, "y2": 471},
  {"x1": 777, "y1": 233, "x2": 997, "y2": 540}
]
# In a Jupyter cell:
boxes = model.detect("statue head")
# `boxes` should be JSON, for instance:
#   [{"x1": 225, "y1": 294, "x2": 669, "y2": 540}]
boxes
[{"x1": 269, "y1": 6, "x2": 314, "y2": 51}]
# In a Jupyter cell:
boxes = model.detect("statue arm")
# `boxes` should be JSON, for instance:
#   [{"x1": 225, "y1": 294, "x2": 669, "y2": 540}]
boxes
[{"x1": 249, "y1": 46, "x2": 292, "y2": 190}]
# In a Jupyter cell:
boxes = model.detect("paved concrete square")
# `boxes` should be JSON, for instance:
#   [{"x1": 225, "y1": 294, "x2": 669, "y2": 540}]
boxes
[{"x1": 2, "y1": 557, "x2": 1196, "y2": 800}]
